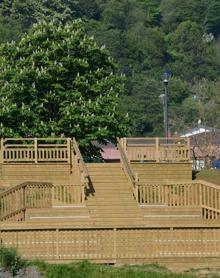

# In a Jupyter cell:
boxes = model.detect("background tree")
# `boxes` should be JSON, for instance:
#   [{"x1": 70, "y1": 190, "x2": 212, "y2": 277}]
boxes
[
  {"x1": 0, "y1": 20, "x2": 129, "y2": 153},
  {"x1": 0, "y1": 0, "x2": 220, "y2": 137}
]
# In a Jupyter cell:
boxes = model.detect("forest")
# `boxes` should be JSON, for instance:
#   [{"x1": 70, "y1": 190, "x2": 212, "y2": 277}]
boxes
[{"x1": 0, "y1": 0, "x2": 220, "y2": 138}]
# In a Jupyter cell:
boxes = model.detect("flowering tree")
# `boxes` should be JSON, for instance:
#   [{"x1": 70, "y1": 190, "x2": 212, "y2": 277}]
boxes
[{"x1": 0, "y1": 19, "x2": 128, "y2": 153}]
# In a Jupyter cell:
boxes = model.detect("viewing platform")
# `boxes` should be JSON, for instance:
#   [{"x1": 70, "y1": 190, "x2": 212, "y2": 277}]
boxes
[{"x1": 0, "y1": 137, "x2": 219, "y2": 270}]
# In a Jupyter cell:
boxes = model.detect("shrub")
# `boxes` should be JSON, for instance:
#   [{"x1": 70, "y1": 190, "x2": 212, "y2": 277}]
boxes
[{"x1": 0, "y1": 246, "x2": 25, "y2": 275}]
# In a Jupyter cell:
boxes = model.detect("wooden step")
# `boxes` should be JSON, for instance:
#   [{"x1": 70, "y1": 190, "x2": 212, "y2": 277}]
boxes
[
  {"x1": 26, "y1": 206, "x2": 91, "y2": 222},
  {"x1": 86, "y1": 162, "x2": 144, "y2": 227},
  {"x1": 141, "y1": 205, "x2": 201, "y2": 220}
]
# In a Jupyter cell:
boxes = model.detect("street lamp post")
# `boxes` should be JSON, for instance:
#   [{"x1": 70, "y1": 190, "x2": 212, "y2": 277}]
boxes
[{"x1": 162, "y1": 71, "x2": 172, "y2": 138}]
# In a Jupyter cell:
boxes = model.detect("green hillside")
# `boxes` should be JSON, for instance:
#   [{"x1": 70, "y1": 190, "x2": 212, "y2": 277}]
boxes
[{"x1": 0, "y1": 0, "x2": 220, "y2": 138}]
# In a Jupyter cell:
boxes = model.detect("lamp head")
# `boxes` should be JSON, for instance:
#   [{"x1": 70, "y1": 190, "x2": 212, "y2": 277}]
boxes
[{"x1": 163, "y1": 70, "x2": 172, "y2": 85}]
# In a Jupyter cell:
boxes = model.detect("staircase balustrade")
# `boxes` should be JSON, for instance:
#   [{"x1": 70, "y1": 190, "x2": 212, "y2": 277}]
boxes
[
  {"x1": 0, "y1": 182, "x2": 53, "y2": 221},
  {"x1": 72, "y1": 138, "x2": 89, "y2": 201},
  {"x1": 117, "y1": 138, "x2": 139, "y2": 200}
]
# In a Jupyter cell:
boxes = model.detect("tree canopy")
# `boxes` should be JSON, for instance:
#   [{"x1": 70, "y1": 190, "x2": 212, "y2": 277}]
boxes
[
  {"x1": 0, "y1": 20, "x2": 128, "y2": 152},
  {"x1": 0, "y1": 0, "x2": 220, "y2": 137}
]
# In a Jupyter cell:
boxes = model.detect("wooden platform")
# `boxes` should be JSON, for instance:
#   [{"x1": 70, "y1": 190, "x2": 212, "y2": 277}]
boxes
[
  {"x1": 0, "y1": 137, "x2": 220, "y2": 270},
  {"x1": 131, "y1": 162, "x2": 192, "y2": 183}
]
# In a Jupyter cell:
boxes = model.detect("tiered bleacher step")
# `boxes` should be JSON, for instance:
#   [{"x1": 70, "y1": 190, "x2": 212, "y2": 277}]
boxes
[
  {"x1": 25, "y1": 206, "x2": 93, "y2": 226},
  {"x1": 86, "y1": 163, "x2": 144, "y2": 227},
  {"x1": 140, "y1": 205, "x2": 204, "y2": 226},
  {"x1": 141, "y1": 205, "x2": 201, "y2": 218}
]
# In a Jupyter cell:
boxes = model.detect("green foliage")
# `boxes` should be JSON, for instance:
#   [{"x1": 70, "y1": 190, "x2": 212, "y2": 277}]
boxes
[
  {"x1": 0, "y1": 0, "x2": 220, "y2": 137},
  {"x1": 0, "y1": 247, "x2": 25, "y2": 275},
  {"x1": 0, "y1": 20, "x2": 129, "y2": 153},
  {"x1": 43, "y1": 261, "x2": 196, "y2": 278},
  {"x1": 195, "y1": 169, "x2": 220, "y2": 185},
  {"x1": 0, "y1": 17, "x2": 23, "y2": 43},
  {"x1": 204, "y1": 1, "x2": 220, "y2": 36}
]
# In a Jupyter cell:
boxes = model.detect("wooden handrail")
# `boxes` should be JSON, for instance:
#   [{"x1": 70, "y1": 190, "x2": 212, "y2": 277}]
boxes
[
  {"x1": 117, "y1": 138, "x2": 138, "y2": 200},
  {"x1": 72, "y1": 138, "x2": 89, "y2": 178},
  {"x1": 71, "y1": 138, "x2": 89, "y2": 202},
  {"x1": 202, "y1": 205, "x2": 220, "y2": 214}
]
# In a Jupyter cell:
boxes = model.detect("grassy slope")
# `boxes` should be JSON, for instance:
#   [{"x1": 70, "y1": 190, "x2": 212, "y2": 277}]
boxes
[
  {"x1": 30, "y1": 260, "x2": 220, "y2": 278},
  {"x1": 194, "y1": 169, "x2": 220, "y2": 185}
]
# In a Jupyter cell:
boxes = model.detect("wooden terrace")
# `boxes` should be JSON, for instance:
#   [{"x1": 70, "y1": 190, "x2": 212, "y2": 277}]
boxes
[{"x1": 0, "y1": 137, "x2": 220, "y2": 270}]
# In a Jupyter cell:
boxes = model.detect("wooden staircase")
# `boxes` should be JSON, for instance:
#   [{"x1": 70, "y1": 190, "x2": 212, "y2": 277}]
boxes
[{"x1": 86, "y1": 163, "x2": 144, "y2": 227}]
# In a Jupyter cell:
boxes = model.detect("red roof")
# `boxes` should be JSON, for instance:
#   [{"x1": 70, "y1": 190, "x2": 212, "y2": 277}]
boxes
[{"x1": 100, "y1": 143, "x2": 120, "y2": 160}]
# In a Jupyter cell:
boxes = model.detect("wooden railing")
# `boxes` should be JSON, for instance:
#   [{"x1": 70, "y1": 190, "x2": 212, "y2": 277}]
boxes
[
  {"x1": 138, "y1": 180, "x2": 220, "y2": 219},
  {"x1": 0, "y1": 182, "x2": 53, "y2": 221},
  {"x1": 120, "y1": 137, "x2": 190, "y2": 162},
  {"x1": 1, "y1": 225, "x2": 220, "y2": 268},
  {"x1": 52, "y1": 185, "x2": 83, "y2": 206},
  {"x1": 0, "y1": 138, "x2": 71, "y2": 164},
  {"x1": 117, "y1": 138, "x2": 138, "y2": 200},
  {"x1": 0, "y1": 137, "x2": 88, "y2": 208},
  {"x1": 0, "y1": 181, "x2": 86, "y2": 220},
  {"x1": 72, "y1": 138, "x2": 89, "y2": 201}
]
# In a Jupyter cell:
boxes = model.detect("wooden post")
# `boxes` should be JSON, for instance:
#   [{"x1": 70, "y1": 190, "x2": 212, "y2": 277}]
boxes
[
  {"x1": 81, "y1": 180, "x2": 85, "y2": 203},
  {"x1": 113, "y1": 228, "x2": 117, "y2": 260},
  {"x1": 34, "y1": 138, "x2": 38, "y2": 163},
  {"x1": 23, "y1": 185, "x2": 26, "y2": 211},
  {"x1": 155, "y1": 137, "x2": 159, "y2": 162},
  {"x1": 0, "y1": 138, "x2": 4, "y2": 164},
  {"x1": 67, "y1": 138, "x2": 71, "y2": 164},
  {"x1": 135, "y1": 172, "x2": 139, "y2": 201},
  {"x1": 56, "y1": 228, "x2": 59, "y2": 260},
  {"x1": 187, "y1": 138, "x2": 190, "y2": 160}
]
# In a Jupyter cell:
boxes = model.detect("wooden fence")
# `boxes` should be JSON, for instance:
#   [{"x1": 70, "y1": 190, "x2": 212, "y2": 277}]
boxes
[
  {"x1": 0, "y1": 138, "x2": 71, "y2": 164},
  {"x1": 1, "y1": 224, "x2": 220, "y2": 269},
  {"x1": 120, "y1": 137, "x2": 190, "y2": 162},
  {"x1": 138, "y1": 180, "x2": 220, "y2": 220}
]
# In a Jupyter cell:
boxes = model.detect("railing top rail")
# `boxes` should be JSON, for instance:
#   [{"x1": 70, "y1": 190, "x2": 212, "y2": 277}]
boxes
[
  {"x1": 123, "y1": 137, "x2": 189, "y2": 145},
  {"x1": 117, "y1": 139, "x2": 134, "y2": 177},
  {"x1": 202, "y1": 205, "x2": 220, "y2": 214},
  {"x1": 0, "y1": 181, "x2": 53, "y2": 198},
  {"x1": 127, "y1": 143, "x2": 187, "y2": 147},
  {"x1": 123, "y1": 137, "x2": 188, "y2": 140},
  {"x1": 117, "y1": 138, "x2": 137, "y2": 193},
  {"x1": 72, "y1": 138, "x2": 89, "y2": 178},
  {"x1": 2, "y1": 137, "x2": 69, "y2": 141},
  {"x1": 3, "y1": 144, "x2": 68, "y2": 148},
  {"x1": 195, "y1": 179, "x2": 220, "y2": 190}
]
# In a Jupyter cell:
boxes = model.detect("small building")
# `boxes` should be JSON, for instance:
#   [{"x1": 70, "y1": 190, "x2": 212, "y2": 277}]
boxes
[{"x1": 181, "y1": 126, "x2": 220, "y2": 170}]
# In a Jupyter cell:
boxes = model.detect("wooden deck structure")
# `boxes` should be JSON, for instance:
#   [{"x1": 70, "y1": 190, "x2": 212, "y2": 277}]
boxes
[{"x1": 0, "y1": 137, "x2": 220, "y2": 271}]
